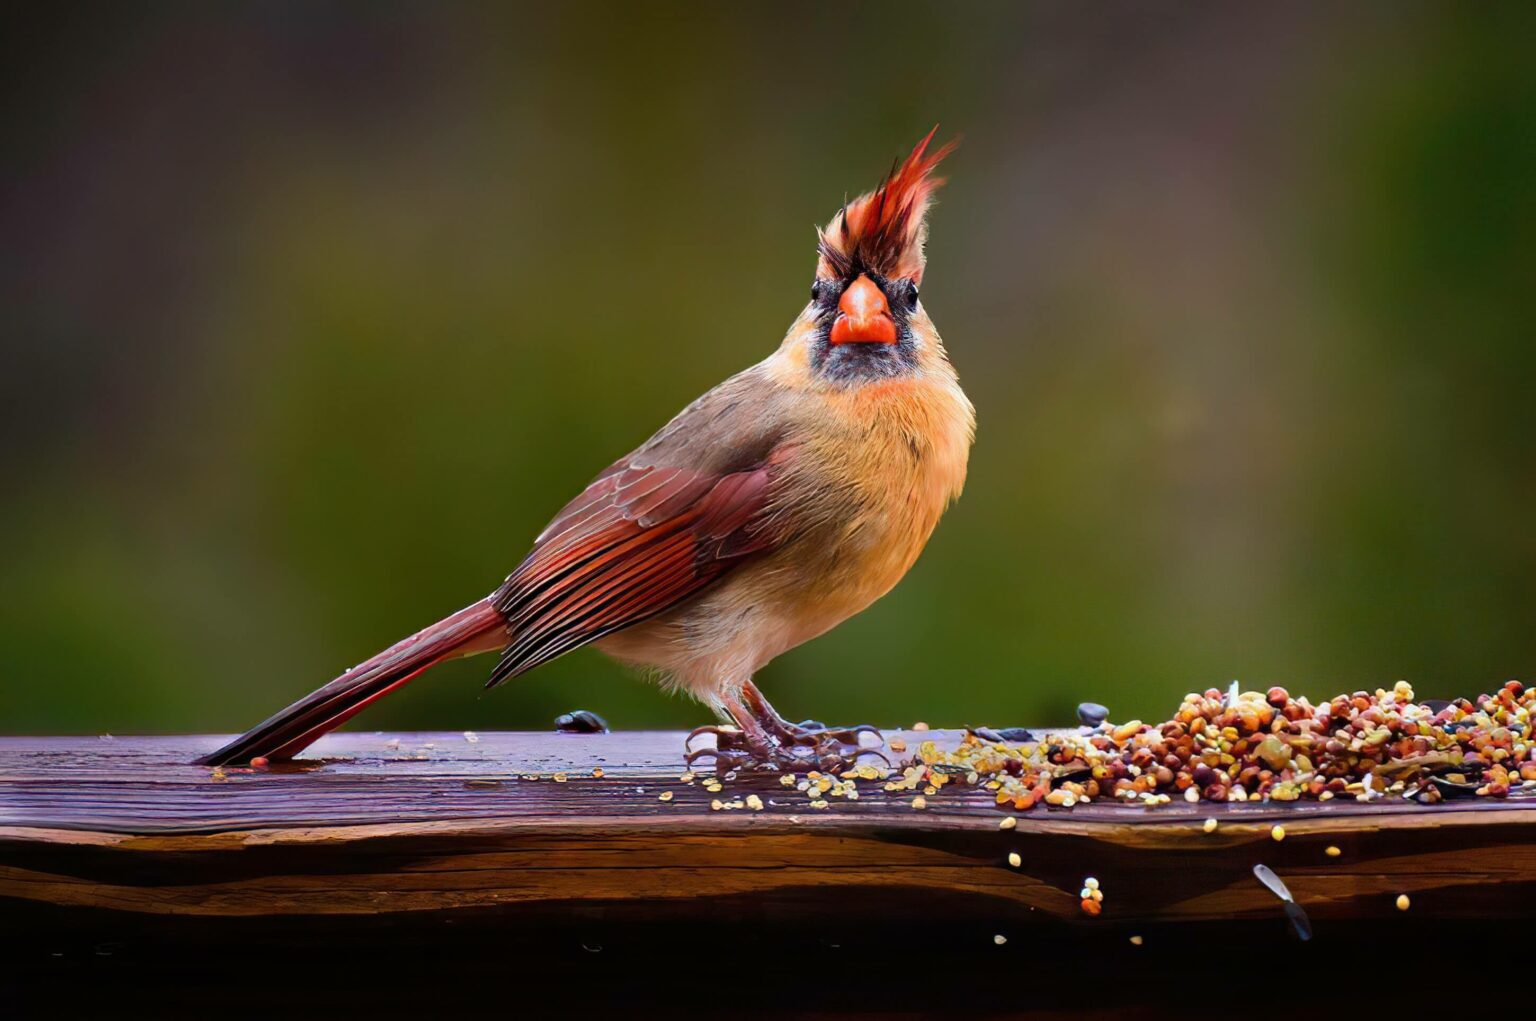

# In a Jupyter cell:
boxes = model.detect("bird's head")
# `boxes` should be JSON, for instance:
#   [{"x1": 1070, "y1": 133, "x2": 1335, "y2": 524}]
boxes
[{"x1": 778, "y1": 128, "x2": 958, "y2": 387}]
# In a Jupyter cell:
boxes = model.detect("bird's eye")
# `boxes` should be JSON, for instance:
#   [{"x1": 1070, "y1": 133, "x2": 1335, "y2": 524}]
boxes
[
  {"x1": 902, "y1": 279, "x2": 919, "y2": 309},
  {"x1": 810, "y1": 280, "x2": 824, "y2": 302}
]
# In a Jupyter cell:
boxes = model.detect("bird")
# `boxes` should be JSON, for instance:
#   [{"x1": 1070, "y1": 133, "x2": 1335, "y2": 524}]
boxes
[{"x1": 197, "y1": 129, "x2": 974, "y2": 772}]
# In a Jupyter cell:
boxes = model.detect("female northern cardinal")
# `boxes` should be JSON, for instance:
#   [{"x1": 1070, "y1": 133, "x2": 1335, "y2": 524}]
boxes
[{"x1": 198, "y1": 130, "x2": 973, "y2": 771}]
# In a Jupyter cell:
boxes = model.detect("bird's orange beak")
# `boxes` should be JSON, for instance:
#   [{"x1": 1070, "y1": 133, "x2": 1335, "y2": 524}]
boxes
[{"x1": 829, "y1": 274, "x2": 898, "y2": 345}]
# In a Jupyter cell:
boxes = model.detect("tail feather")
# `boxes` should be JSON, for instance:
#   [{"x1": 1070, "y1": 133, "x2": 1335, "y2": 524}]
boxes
[{"x1": 195, "y1": 599, "x2": 506, "y2": 767}]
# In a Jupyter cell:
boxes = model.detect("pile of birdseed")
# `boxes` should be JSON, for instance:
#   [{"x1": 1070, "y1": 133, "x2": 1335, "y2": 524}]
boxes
[{"x1": 891, "y1": 680, "x2": 1536, "y2": 811}]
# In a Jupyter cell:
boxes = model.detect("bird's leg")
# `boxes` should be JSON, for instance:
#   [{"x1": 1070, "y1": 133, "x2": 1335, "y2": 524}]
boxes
[
  {"x1": 684, "y1": 692, "x2": 781, "y2": 772},
  {"x1": 740, "y1": 680, "x2": 886, "y2": 769},
  {"x1": 685, "y1": 687, "x2": 885, "y2": 773}
]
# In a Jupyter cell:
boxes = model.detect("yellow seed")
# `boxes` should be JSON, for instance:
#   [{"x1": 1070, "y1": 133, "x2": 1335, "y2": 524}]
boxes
[
  {"x1": 678, "y1": 772, "x2": 693, "y2": 783},
  {"x1": 923, "y1": 785, "x2": 939, "y2": 796},
  {"x1": 591, "y1": 767, "x2": 604, "y2": 778},
  {"x1": 889, "y1": 738, "x2": 907, "y2": 753},
  {"x1": 912, "y1": 796, "x2": 927, "y2": 810},
  {"x1": 658, "y1": 791, "x2": 673, "y2": 802},
  {"x1": 1007, "y1": 852, "x2": 1022, "y2": 868},
  {"x1": 745, "y1": 794, "x2": 764, "y2": 811},
  {"x1": 1129, "y1": 935, "x2": 1143, "y2": 946},
  {"x1": 1396, "y1": 894, "x2": 1410, "y2": 911},
  {"x1": 999, "y1": 816, "x2": 1018, "y2": 831},
  {"x1": 1270, "y1": 825, "x2": 1286, "y2": 842},
  {"x1": 1325, "y1": 845, "x2": 1341, "y2": 857},
  {"x1": 552, "y1": 772, "x2": 568, "y2": 783},
  {"x1": 705, "y1": 782, "x2": 723, "y2": 793},
  {"x1": 810, "y1": 799, "x2": 829, "y2": 809},
  {"x1": 779, "y1": 774, "x2": 796, "y2": 787},
  {"x1": 1203, "y1": 817, "x2": 1219, "y2": 833}
]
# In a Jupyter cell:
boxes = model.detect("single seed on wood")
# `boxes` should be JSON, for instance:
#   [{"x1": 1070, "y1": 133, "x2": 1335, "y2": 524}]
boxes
[
  {"x1": 780, "y1": 774, "x2": 796, "y2": 787},
  {"x1": 999, "y1": 816, "x2": 1017, "y2": 830},
  {"x1": 1203, "y1": 817, "x2": 1219, "y2": 833},
  {"x1": 1396, "y1": 894, "x2": 1410, "y2": 911},
  {"x1": 1271, "y1": 825, "x2": 1286, "y2": 841},
  {"x1": 912, "y1": 796, "x2": 927, "y2": 809},
  {"x1": 912, "y1": 722, "x2": 930, "y2": 731},
  {"x1": 250, "y1": 756, "x2": 269, "y2": 770},
  {"x1": 1129, "y1": 935, "x2": 1143, "y2": 946},
  {"x1": 658, "y1": 791, "x2": 673, "y2": 802},
  {"x1": 1007, "y1": 852, "x2": 1021, "y2": 868},
  {"x1": 1077, "y1": 702, "x2": 1109, "y2": 727},
  {"x1": 553, "y1": 772, "x2": 568, "y2": 783},
  {"x1": 591, "y1": 767, "x2": 604, "y2": 778},
  {"x1": 1325, "y1": 845, "x2": 1341, "y2": 857},
  {"x1": 993, "y1": 934, "x2": 1007, "y2": 945}
]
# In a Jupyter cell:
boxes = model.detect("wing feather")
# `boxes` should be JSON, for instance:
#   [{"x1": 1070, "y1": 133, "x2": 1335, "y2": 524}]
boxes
[{"x1": 486, "y1": 456, "x2": 783, "y2": 687}]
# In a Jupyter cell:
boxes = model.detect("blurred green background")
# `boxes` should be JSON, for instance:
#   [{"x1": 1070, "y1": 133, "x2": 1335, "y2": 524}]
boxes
[{"x1": 3, "y1": 2, "x2": 1533, "y2": 738}]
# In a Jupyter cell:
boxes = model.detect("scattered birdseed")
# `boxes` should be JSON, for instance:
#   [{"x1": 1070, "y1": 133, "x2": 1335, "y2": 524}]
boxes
[
  {"x1": 709, "y1": 799, "x2": 723, "y2": 811},
  {"x1": 1080, "y1": 898, "x2": 1101, "y2": 916},
  {"x1": 679, "y1": 772, "x2": 693, "y2": 783},
  {"x1": 552, "y1": 772, "x2": 568, "y2": 783},
  {"x1": 1396, "y1": 894, "x2": 1411, "y2": 911},
  {"x1": 1271, "y1": 825, "x2": 1286, "y2": 842},
  {"x1": 1203, "y1": 817, "x2": 1219, "y2": 833},
  {"x1": 779, "y1": 774, "x2": 796, "y2": 787},
  {"x1": 1129, "y1": 935, "x2": 1143, "y2": 946},
  {"x1": 705, "y1": 782, "x2": 723, "y2": 793},
  {"x1": 809, "y1": 799, "x2": 830, "y2": 810},
  {"x1": 911, "y1": 796, "x2": 927, "y2": 810},
  {"x1": 745, "y1": 794, "x2": 764, "y2": 811},
  {"x1": 1007, "y1": 852, "x2": 1021, "y2": 868},
  {"x1": 209, "y1": 768, "x2": 227, "y2": 783},
  {"x1": 1084, "y1": 877, "x2": 1100, "y2": 891},
  {"x1": 463, "y1": 731, "x2": 480, "y2": 744},
  {"x1": 1325, "y1": 845, "x2": 1341, "y2": 857},
  {"x1": 993, "y1": 934, "x2": 1007, "y2": 945},
  {"x1": 592, "y1": 767, "x2": 604, "y2": 778},
  {"x1": 999, "y1": 816, "x2": 1018, "y2": 830},
  {"x1": 658, "y1": 791, "x2": 673, "y2": 802}
]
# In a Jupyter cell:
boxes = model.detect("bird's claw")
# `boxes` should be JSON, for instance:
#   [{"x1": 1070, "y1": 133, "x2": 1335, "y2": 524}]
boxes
[{"x1": 683, "y1": 722, "x2": 887, "y2": 773}]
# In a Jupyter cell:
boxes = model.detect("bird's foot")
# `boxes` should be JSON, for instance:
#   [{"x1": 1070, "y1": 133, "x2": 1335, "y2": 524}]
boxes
[{"x1": 684, "y1": 723, "x2": 886, "y2": 774}]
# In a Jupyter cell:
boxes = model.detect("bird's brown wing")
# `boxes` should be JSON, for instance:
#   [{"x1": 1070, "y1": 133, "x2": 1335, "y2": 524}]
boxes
[{"x1": 486, "y1": 450, "x2": 790, "y2": 686}]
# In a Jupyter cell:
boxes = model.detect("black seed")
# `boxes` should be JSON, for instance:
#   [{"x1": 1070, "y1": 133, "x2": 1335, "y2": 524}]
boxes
[{"x1": 1077, "y1": 702, "x2": 1110, "y2": 727}]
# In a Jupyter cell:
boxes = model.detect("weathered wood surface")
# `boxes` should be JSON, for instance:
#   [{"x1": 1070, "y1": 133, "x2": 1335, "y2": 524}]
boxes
[{"x1": 3, "y1": 730, "x2": 1536, "y2": 933}]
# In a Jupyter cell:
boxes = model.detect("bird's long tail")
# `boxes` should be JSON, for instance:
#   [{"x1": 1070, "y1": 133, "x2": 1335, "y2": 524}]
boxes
[{"x1": 194, "y1": 598, "x2": 507, "y2": 767}]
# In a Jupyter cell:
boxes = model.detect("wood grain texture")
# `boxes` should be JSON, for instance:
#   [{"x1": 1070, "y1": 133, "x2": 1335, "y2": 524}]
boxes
[{"x1": 3, "y1": 730, "x2": 1535, "y2": 932}]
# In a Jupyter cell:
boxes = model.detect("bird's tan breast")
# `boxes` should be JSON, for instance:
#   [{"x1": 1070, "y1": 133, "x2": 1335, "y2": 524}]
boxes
[{"x1": 767, "y1": 371, "x2": 974, "y2": 644}]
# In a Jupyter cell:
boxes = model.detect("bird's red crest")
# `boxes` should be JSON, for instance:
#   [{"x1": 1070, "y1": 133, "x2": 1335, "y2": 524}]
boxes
[{"x1": 818, "y1": 127, "x2": 958, "y2": 285}]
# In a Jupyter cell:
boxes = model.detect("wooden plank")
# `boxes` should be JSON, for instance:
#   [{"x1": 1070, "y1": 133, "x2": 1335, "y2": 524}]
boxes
[{"x1": 3, "y1": 730, "x2": 1535, "y2": 933}]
